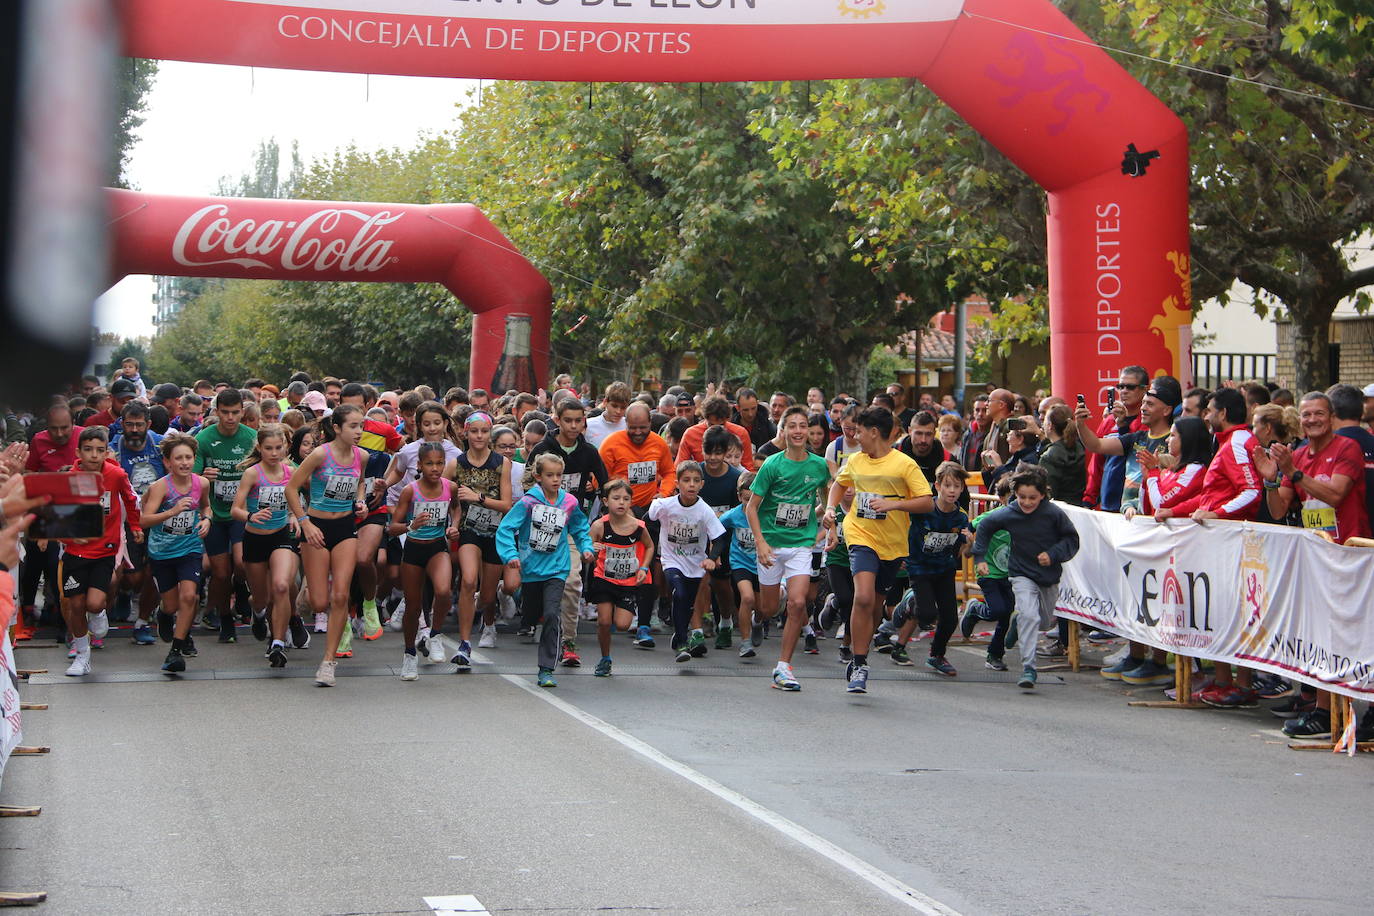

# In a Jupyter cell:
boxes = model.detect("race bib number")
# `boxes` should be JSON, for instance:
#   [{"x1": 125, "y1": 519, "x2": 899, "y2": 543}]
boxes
[
  {"x1": 414, "y1": 499, "x2": 450, "y2": 530},
  {"x1": 529, "y1": 503, "x2": 565, "y2": 553},
  {"x1": 166, "y1": 509, "x2": 197, "y2": 536},
  {"x1": 733, "y1": 526, "x2": 756, "y2": 553},
  {"x1": 922, "y1": 531, "x2": 960, "y2": 554},
  {"x1": 667, "y1": 521, "x2": 700, "y2": 547},
  {"x1": 100, "y1": 491, "x2": 112, "y2": 514},
  {"x1": 258, "y1": 485, "x2": 287, "y2": 512},
  {"x1": 323, "y1": 474, "x2": 357, "y2": 502},
  {"x1": 213, "y1": 478, "x2": 240, "y2": 503},
  {"x1": 774, "y1": 502, "x2": 809, "y2": 529},
  {"x1": 464, "y1": 504, "x2": 500, "y2": 535},
  {"x1": 364, "y1": 477, "x2": 378, "y2": 498},
  {"x1": 1301, "y1": 499, "x2": 1337, "y2": 534},
  {"x1": 561, "y1": 472, "x2": 581, "y2": 494},
  {"x1": 129, "y1": 461, "x2": 157, "y2": 495},
  {"x1": 603, "y1": 545, "x2": 638, "y2": 579},
  {"x1": 856, "y1": 492, "x2": 888, "y2": 521},
  {"x1": 626, "y1": 461, "x2": 657, "y2": 485}
]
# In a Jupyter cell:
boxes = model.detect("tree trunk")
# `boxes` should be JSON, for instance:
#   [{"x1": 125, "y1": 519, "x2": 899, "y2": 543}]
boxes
[
  {"x1": 658, "y1": 350, "x2": 683, "y2": 393},
  {"x1": 830, "y1": 345, "x2": 869, "y2": 401},
  {"x1": 1288, "y1": 309, "x2": 1331, "y2": 394}
]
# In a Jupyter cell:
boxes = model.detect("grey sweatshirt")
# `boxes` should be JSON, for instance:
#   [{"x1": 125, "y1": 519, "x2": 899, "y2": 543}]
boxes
[{"x1": 970, "y1": 500, "x2": 1081, "y2": 586}]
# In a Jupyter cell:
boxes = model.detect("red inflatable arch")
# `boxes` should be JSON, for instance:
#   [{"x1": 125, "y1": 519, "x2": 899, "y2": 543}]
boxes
[{"x1": 117, "y1": 0, "x2": 1193, "y2": 400}]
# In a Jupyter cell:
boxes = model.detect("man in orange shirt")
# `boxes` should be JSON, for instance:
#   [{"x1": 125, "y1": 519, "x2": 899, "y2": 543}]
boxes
[
  {"x1": 676, "y1": 396, "x2": 754, "y2": 470},
  {"x1": 599, "y1": 403, "x2": 676, "y2": 647}
]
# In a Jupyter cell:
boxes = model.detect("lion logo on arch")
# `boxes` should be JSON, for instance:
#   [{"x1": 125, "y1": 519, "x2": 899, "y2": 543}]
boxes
[{"x1": 985, "y1": 34, "x2": 1111, "y2": 135}]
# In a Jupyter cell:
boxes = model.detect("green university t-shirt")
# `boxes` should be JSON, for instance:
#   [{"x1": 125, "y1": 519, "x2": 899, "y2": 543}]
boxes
[
  {"x1": 753, "y1": 450, "x2": 829, "y2": 549},
  {"x1": 193, "y1": 423, "x2": 259, "y2": 521}
]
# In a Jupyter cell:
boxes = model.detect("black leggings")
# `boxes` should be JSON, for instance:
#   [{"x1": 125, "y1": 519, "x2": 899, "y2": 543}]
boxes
[
  {"x1": 825, "y1": 565, "x2": 853, "y2": 630},
  {"x1": 913, "y1": 571, "x2": 958, "y2": 657}
]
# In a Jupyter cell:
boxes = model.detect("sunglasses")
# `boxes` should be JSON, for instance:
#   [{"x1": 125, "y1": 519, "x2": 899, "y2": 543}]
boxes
[{"x1": 1115, "y1": 383, "x2": 1142, "y2": 391}]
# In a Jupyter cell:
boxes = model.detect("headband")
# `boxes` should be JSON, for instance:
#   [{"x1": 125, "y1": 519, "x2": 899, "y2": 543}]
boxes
[{"x1": 464, "y1": 411, "x2": 493, "y2": 426}]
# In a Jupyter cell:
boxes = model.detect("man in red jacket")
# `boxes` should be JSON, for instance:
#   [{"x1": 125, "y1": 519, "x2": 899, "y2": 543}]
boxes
[{"x1": 1157, "y1": 387, "x2": 1261, "y2": 709}]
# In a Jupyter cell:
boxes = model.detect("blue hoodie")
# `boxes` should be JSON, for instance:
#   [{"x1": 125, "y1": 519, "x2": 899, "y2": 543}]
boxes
[{"x1": 495, "y1": 487, "x2": 592, "y2": 583}]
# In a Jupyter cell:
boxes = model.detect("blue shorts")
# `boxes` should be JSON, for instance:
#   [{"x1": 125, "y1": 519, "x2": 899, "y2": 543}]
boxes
[
  {"x1": 204, "y1": 519, "x2": 246, "y2": 557},
  {"x1": 847, "y1": 545, "x2": 902, "y2": 594},
  {"x1": 151, "y1": 554, "x2": 204, "y2": 593}
]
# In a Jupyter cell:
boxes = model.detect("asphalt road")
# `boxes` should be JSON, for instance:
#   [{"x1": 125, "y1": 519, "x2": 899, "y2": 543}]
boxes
[{"x1": 2, "y1": 622, "x2": 1371, "y2": 915}]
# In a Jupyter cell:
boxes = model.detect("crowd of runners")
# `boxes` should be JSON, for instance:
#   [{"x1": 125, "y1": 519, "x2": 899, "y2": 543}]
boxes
[{"x1": 1, "y1": 356, "x2": 1371, "y2": 739}]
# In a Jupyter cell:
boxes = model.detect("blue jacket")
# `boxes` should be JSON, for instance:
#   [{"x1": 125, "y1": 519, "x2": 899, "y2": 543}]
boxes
[{"x1": 495, "y1": 487, "x2": 592, "y2": 583}]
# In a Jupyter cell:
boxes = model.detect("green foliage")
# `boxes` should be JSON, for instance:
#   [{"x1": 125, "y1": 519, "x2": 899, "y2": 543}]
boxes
[
  {"x1": 112, "y1": 59, "x2": 157, "y2": 188},
  {"x1": 107, "y1": 338, "x2": 149, "y2": 375}
]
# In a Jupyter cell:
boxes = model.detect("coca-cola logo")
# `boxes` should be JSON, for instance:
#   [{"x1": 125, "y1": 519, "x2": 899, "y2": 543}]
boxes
[{"x1": 171, "y1": 204, "x2": 403, "y2": 273}]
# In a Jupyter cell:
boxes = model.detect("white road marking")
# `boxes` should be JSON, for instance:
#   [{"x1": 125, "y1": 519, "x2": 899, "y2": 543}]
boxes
[
  {"x1": 424, "y1": 894, "x2": 490, "y2": 915},
  {"x1": 502, "y1": 674, "x2": 963, "y2": 916}
]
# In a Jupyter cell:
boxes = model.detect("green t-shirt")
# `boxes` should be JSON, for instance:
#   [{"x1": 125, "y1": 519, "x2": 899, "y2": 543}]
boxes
[
  {"x1": 971, "y1": 509, "x2": 1011, "y2": 579},
  {"x1": 193, "y1": 423, "x2": 259, "y2": 521},
  {"x1": 824, "y1": 515, "x2": 850, "y2": 568},
  {"x1": 753, "y1": 450, "x2": 829, "y2": 549}
]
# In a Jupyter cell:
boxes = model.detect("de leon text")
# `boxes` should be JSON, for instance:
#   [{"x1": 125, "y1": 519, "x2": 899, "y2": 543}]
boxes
[{"x1": 1121, "y1": 560, "x2": 1213, "y2": 631}]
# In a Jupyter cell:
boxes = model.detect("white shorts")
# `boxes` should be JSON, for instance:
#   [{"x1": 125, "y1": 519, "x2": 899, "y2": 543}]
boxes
[{"x1": 759, "y1": 546, "x2": 814, "y2": 587}]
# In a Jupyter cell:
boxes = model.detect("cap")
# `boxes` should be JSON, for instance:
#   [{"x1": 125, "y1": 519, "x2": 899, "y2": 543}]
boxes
[
  {"x1": 110, "y1": 378, "x2": 138, "y2": 398},
  {"x1": 152, "y1": 382, "x2": 181, "y2": 402},
  {"x1": 676, "y1": 394, "x2": 694, "y2": 407},
  {"x1": 302, "y1": 391, "x2": 328, "y2": 412},
  {"x1": 1364, "y1": 383, "x2": 1374, "y2": 397},
  {"x1": 1145, "y1": 380, "x2": 1182, "y2": 408}
]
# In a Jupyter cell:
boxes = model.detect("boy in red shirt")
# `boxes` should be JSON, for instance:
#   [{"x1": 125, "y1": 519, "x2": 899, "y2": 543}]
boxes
[{"x1": 53, "y1": 427, "x2": 142, "y2": 676}]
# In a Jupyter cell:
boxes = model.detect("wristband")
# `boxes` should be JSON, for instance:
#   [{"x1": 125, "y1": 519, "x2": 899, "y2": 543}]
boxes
[
  {"x1": 638, "y1": 565, "x2": 650, "y2": 572},
  {"x1": 1262, "y1": 477, "x2": 1281, "y2": 490},
  {"x1": 297, "y1": 515, "x2": 309, "y2": 525}
]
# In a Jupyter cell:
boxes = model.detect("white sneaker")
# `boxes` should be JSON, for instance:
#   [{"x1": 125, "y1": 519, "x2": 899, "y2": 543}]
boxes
[
  {"x1": 314, "y1": 659, "x2": 336, "y2": 687},
  {"x1": 478, "y1": 624, "x2": 496, "y2": 649},
  {"x1": 350, "y1": 616, "x2": 364, "y2": 638},
  {"x1": 86, "y1": 610, "x2": 110, "y2": 639},
  {"x1": 313, "y1": 612, "x2": 328, "y2": 633},
  {"x1": 388, "y1": 600, "x2": 407, "y2": 631},
  {"x1": 498, "y1": 590, "x2": 518, "y2": 620},
  {"x1": 400, "y1": 652, "x2": 418, "y2": 681},
  {"x1": 426, "y1": 633, "x2": 447, "y2": 663},
  {"x1": 65, "y1": 653, "x2": 91, "y2": 677}
]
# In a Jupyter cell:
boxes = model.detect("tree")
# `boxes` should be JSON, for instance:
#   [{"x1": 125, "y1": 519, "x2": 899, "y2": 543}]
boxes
[{"x1": 112, "y1": 58, "x2": 158, "y2": 188}]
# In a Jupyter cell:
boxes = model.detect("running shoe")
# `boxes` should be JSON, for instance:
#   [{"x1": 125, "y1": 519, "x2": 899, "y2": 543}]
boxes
[
  {"x1": 268, "y1": 643, "x2": 288, "y2": 668},
  {"x1": 157, "y1": 610, "x2": 175, "y2": 643},
  {"x1": 1003, "y1": 625, "x2": 1018, "y2": 650},
  {"x1": 686, "y1": 631, "x2": 708, "y2": 658},
  {"x1": 749, "y1": 624, "x2": 764, "y2": 648},
  {"x1": 985, "y1": 655, "x2": 1008, "y2": 672},
  {"x1": 218, "y1": 615, "x2": 237, "y2": 644},
  {"x1": 336, "y1": 621, "x2": 354, "y2": 659},
  {"x1": 181, "y1": 636, "x2": 198, "y2": 658},
  {"x1": 132, "y1": 625, "x2": 156, "y2": 646},
  {"x1": 537, "y1": 667, "x2": 557, "y2": 688},
  {"x1": 560, "y1": 641, "x2": 582, "y2": 667},
  {"x1": 1282, "y1": 710, "x2": 1331, "y2": 738},
  {"x1": 289, "y1": 615, "x2": 311, "y2": 650},
  {"x1": 838, "y1": 646, "x2": 853, "y2": 663},
  {"x1": 518, "y1": 626, "x2": 537, "y2": 643},
  {"x1": 875, "y1": 633, "x2": 895, "y2": 654},
  {"x1": 1270, "y1": 693, "x2": 1316, "y2": 719},
  {"x1": 1198, "y1": 685, "x2": 1258, "y2": 709},
  {"x1": 803, "y1": 634, "x2": 819, "y2": 655},
  {"x1": 715, "y1": 625, "x2": 733, "y2": 650},
  {"x1": 203, "y1": 612, "x2": 221, "y2": 632},
  {"x1": 593, "y1": 657, "x2": 613, "y2": 678},
  {"x1": 425, "y1": 632, "x2": 446, "y2": 663},
  {"x1": 771, "y1": 662, "x2": 800, "y2": 691},
  {"x1": 1017, "y1": 667, "x2": 1038, "y2": 689},
  {"x1": 452, "y1": 640, "x2": 472, "y2": 669},
  {"x1": 959, "y1": 606, "x2": 979, "y2": 639},
  {"x1": 478, "y1": 624, "x2": 497, "y2": 649},
  {"x1": 251, "y1": 613, "x2": 268, "y2": 642},
  {"x1": 350, "y1": 616, "x2": 365, "y2": 639},
  {"x1": 1120, "y1": 659, "x2": 1174, "y2": 686},
  {"x1": 361, "y1": 601, "x2": 383, "y2": 640},
  {"x1": 675, "y1": 643, "x2": 692, "y2": 663},
  {"x1": 845, "y1": 662, "x2": 870, "y2": 694},
  {"x1": 387, "y1": 602, "x2": 407, "y2": 632},
  {"x1": 1253, "y1": 674, "x2": 1293, "y2": 699},
  {"x1": 400, "y1": 652, "x2": 418, "y2": 681},
  {"x1": 160, "y1": 648, "x2": 185, "y2": 674},
  {"x1": 890, "y1": 644, "x2": 913, "y2": 666},
  {"x1": 925, "y1": 655, "x2": 957, "y2": 677},
  {"x1": 738, "y1": 643, "x2": 756, "y2": 659},
  {"x1": 1086, "y1": 628, "x2": 1117, "y2": 643},
  {"x1": 86, "y1": 610, "x2": 110, "y2": 640},
  {"x1": 313, "y1": 612, "x2": 328, "y2": 633},
  {"x1": 633, "y1": 626, "x2": 655, "y2": 649},
  {"x1": 67, "y1": 641, "x2": 76, "y2": 659},
  {"x1": 1100, "y1": 656, "x2": 1138, "y2": 681},
  {"x1": 315, "y1": 659, "x2": 337, "y2": 687},
  {"x1": 65, "y1": 653, "x2": 91, "y2": 677},
  {"x1": 90, "y1": 637, "x2": 105, "y2": 650},
  {"x1": 1036, "y1": 640, "x2": 1066, "y2": 659}
]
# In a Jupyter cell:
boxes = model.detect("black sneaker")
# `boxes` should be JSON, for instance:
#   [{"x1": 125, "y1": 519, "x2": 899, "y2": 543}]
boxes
[
  {"x1": 288, "y1": 614, "x2": 311, "y2": 650},
  {"x1": 875, "y1": 634, "x2": 895, "y2": 654},
  {"x1": 1282, "y1": 709, "x2": 1331, "y2": 738},
  {"x1": 1270, "y1": 693, "x2": 1316, "y2": 718},
  {"x1": 959, "y1": 607, "x2": 978, "y2": 639},
  {"x1": 219, "y1": 616, "x2": 237, "y2": 643},
  {"x1": 890, "y1": 644, "x2": 913, "y2": 666},
  {"x1": 268, "y1": 643, "x2": 288, "y2": 668},
  {"x1": 181, "y1": 635, "x2": 199, "y2": 658},
  {"x1": 985, "y1": 655, "x2": 1008, "y2": 672},
  {"x1": 1253, "y1": 674, "x2": 1293, "y2": 699},
  {"x1": 803, "y1": 634, "x2": 819, "y2": 655},
  {"x1": 203, "y1": 612, "x2": 220, "y2": 632},
  {"x1": 1357, "y1": 709, "x2": 1374, "y2": 743},
  {"x1": 251, "y1": 613, "x2": 268, "y2": 642},
  {"x1": 157, "y1": 610, "x2": 175, "y2": 643},
  {"x1": 838, "y1": 646, "x2": 853, "y2": 663},
  {"x1": 161, "y1": 648, "x2": 185, "y2": 675}
]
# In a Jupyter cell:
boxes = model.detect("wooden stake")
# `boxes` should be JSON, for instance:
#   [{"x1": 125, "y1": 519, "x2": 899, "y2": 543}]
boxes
[
  {"x1": 11, "y1": 746, "x2": 50, "y2": 756},
  {"x1": 0, "y1": 890, "x2": 47, "y2": 906},
  {"x1": 18, "y1": 704, "x2": 45, "y2": 711},
  {"x1": 0, "y1": 805, "x2": 40, "y2": 817},
  {"x1": 1067, "y1": 620, "x2": 1080, "y2": 672}
]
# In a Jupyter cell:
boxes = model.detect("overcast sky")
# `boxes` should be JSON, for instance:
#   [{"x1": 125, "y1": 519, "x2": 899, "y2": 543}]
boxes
[{"x1": 95, "y1": 61, "x2": 478, "y2": 339}]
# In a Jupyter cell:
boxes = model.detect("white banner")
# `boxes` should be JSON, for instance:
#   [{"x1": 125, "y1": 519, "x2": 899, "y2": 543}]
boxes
[
  {"x1": 0, "y1": 630, "x2": 21, "y2": 789},
  {"x1": 1055, "y1": 505, "x2": 1374, "y2": 701}
]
